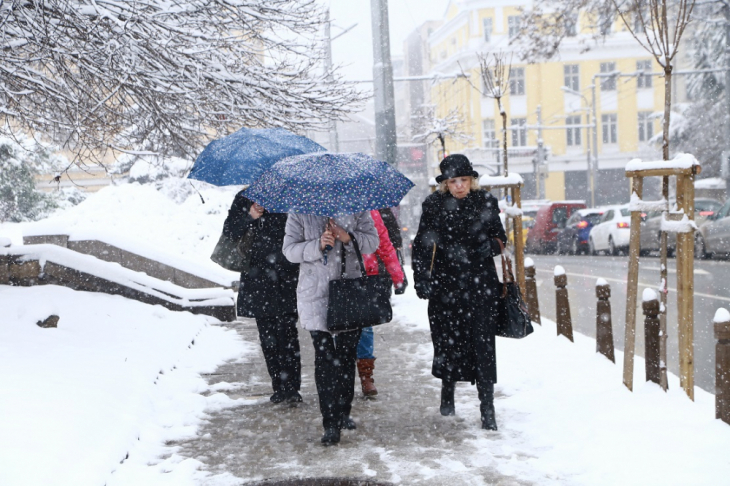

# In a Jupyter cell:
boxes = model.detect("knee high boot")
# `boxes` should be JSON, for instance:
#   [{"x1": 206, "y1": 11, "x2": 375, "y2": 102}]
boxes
[
  {"x1": 477, "y1": 380, "x2": 497, "y2": 430},
  {"x1": 440, "y1": 380, "x2": 455, "y2": 416},
  {"x1": 356, "y1": 358, "x2": 377, "y2": 397}
]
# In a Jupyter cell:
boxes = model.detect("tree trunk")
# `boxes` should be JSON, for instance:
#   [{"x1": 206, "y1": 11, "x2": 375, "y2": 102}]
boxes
[{"x1": 499, "y1": 98, "x2": 508, "y2": 176}]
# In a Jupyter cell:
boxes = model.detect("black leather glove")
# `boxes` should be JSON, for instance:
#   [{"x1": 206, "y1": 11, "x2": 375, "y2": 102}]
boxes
[
  {"x1": 414, "y1": 280, "x2": 431, "y2": 300},
  {"x1": 475, "y1": 238, "x2": 496, "y2": 259},
  {"x1": 394, "y1": 280, "x2": 408, "y2": 295}
]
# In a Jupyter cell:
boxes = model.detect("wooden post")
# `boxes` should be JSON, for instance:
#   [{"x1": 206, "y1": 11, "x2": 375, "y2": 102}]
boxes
[
  {"x1": 623, "y1": 176, "x2": 643, "y2": 391},
  {"x1": 554, "y1": 267, "x2": 573, "y2": 342},
  {"x1": 642, "y1": 289, "x2": 661, "y2": 385},
  {"x1": 715, "y1": 308, "x2": 730, "y2": 425},
  {"x1": 513, "y1": 184, "x2": 526, "y2": 298},
  {"x1": 596, "y1": 280, "x2": 615, "y2": 363},
  {"x1": 676, "y1": 173, "x2": 696, "y2": 400},
  {"x1": 524, "y1": 258, "x2": 541, "y2": 325}
]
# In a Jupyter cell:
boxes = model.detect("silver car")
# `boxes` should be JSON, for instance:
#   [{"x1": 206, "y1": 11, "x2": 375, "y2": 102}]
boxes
[
  {"x1": 696, "y1": 199, "x2": 730, "y2": 259},
  {"x1": 640, "y1": 198, "x2": 723, "y2": 256}
]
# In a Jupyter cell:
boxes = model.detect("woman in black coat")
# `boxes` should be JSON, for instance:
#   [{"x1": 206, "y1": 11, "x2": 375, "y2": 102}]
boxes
[
  {"x1": 412, "y1": 154, "x2": 507, "y2": 430},
  {"x1": 223, "y1": 191, "x2": 302, "y2": 403}
]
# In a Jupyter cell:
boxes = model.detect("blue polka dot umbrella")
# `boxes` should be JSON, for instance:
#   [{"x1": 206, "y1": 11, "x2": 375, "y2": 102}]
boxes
[{"x1": 243, "y1": 152, "x2": 415, "y2": 216}]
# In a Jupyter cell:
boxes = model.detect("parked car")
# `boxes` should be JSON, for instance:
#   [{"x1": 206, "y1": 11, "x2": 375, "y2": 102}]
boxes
[
  {"x1": 695, "y1": 199, "x2": 730, "y2": 259},
  {"x1": 640, "y1": 198, "x2": 723, "y2": 255},
  {"x1": 526, "y1": 201, "x2": 586, "y2": 254},
  {"x1": 588, "y1": 205, "x2": 632, "y2": 255},
  {"x1": 556, "y1": 209, "x2": 605, "y2": 255}
]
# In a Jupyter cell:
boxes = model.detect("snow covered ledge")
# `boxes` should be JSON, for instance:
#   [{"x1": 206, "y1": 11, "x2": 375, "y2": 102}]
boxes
[{"x1": 625, "y1": 153, "x2": 701, "y2": 178}]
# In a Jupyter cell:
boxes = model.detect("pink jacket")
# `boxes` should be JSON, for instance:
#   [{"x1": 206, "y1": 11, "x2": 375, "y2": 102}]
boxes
[{"x1": 363, "y1": 210, "x2": 405, "y2": 287}]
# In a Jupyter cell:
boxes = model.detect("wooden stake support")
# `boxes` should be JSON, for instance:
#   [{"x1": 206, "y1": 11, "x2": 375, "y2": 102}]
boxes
[
  {"x1": 623, "y1": 160, "x2": 699, "y2": 399},
  {"x1": 525, "y1": 260, "x2": 541, "y2": 325}
]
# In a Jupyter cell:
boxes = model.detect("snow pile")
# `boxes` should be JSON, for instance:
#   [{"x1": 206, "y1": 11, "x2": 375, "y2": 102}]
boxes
[
  {"x1": 625, "y1": 153, "x2": 700, "y2": 173},
  {"x1": 660, "y1": 212, "x2": 698, "y2": 233},
  {"x1": 596, "y1": 277, "x2": 608, "y2": 286},
  {"x1": 554, "y1": 265, "x2": 566, "y2": 276},
  {"x1": 0, "y1": 285, "x2": 250, "y2": 486},
  {"x1": 479, "y1": 172, "x2": 524, "y2": 187},
  {"x1": 642, "y1": 287, "x2": 658, "y2": 302},
  {"x1": 714, "y1": 307, "x2": 730, "y2": 323},
  {"x1": 629, "y1": 192, "x2": 667, "y2": 212},
  {"x1": 524, "y1": 257, "x2": 534, "y2": 268},
  {"x1": 696, "y1": 177, "x2": 727, "y2": 190}
]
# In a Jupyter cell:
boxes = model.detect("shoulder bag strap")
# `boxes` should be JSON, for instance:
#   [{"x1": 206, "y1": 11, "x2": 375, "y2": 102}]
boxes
[
  {"x1": 347, "y1": 232, "x2": 368, "y2": 278},
  {"x1": 494, "y1": 238, "x2": 513, "y2": 298}
]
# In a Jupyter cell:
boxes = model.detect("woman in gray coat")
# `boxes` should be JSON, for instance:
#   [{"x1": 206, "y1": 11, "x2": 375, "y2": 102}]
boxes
[{"x1": 283, "y1": 211, "x2": 378, "y2": 446}]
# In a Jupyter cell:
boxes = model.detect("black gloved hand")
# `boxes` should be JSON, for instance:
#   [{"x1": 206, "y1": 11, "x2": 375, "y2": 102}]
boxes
[
  {"x1": 414, "y1": 280, "x2": 431, "y2": 300},
  {"x1": 475, "y1": 238, "x2": 495, "y2": 259},
  {"x1": 394, "y1": 281, "x2": 408, "y2": 295}
]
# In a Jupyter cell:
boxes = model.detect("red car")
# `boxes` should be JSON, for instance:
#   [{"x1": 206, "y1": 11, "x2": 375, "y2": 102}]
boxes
[{"x1": 525, "y1": 201, "x2": 587, "y2": 254}]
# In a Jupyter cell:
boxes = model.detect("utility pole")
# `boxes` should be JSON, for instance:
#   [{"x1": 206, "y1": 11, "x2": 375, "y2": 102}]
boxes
[
  {"x1": 591, "y1": 81, "x2": 599, "y2": 205},
  {"x1": 536, "y1": 105, "x2": 545, "y2": 199},
  {"x1": 370, "y1": 0, "x2": 398, "y2": 166},
  {"x1": 324, "y1": 9, "x2": 339, "y2": 152}
]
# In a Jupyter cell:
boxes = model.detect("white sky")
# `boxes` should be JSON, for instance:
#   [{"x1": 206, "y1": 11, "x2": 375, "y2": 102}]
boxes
[{"x1": 327, "y1": 0, "x2": 450, "y2": 82}]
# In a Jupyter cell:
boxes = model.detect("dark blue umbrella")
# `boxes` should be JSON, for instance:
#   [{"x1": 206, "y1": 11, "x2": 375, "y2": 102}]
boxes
[
  {"x1": 188, "y1": 127, "x2": 325, "y2": 186},
  {"x1": 243, "y1": 152, "x2": 415, "y2": 217}
]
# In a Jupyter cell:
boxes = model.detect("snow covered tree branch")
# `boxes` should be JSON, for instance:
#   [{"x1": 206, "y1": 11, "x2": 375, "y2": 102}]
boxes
[
  {"x1": 0, "y1": 0, "x2": 364, "y2": 166},
  {"x1": 477, "y1": 52, "x2": 512, "y2": 175},
  {"x1": 411, "y1": 107, "x2": 473, "y2": 159}
]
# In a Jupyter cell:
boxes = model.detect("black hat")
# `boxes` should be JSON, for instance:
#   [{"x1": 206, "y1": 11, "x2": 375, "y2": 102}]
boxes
[{"x1": 435, "y1": 154, "x2": 479, "y2": 183}]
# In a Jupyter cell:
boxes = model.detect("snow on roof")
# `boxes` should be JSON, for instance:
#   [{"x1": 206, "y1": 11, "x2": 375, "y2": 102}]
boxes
[
  {"x1": 714, "y1": 308, "x2": 730, "y2": 323},
  {"x1": 577, "y1": 208, "x2": 605, "y2": 216},
  {"x1": 0, "y1": 244, "x2": 235, "y2": 307},
  {"x1": 642, "y1": 288, "x2": 658, "y2": 302},
  {"x1": 479, "y1": 173, "x2": 524, "y2": 187},
  {"x1": 625, "y1": 153, "x2": 700, "y2": 172},
  {"x1": 695, "y1": 177, "x2": 727, "y2": 190}
]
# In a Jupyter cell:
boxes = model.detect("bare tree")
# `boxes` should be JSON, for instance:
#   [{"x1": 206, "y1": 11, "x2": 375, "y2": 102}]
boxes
[
  {"x1": 0, "y1": 0, "x2": 364, "y2": 168},
  {"x1": 477, "y1": 52, "x2": 512, "y2": 175},
  {"x1": 411, "y1": 106, "x2": 473, "y2": 160}
]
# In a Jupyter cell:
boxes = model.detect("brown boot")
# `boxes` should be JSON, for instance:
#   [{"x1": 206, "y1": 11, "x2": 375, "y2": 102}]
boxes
[{"x1": 357, "y1": 358, "x2": 378, "y2": 396}]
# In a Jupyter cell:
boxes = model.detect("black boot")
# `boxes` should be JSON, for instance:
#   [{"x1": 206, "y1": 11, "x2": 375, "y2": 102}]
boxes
[
  {"x1": 321, "y1": 427, "x2": 341, "y2": 446},
  {"x1": 478, "y1": 381, "x2": 498, "y2": 430},
  {"x1": 440, "y1": 380, "x2": 456, "y2": 416},
  {"x1": 340, "y1": 416, "x2": 357, "y2": 430}
]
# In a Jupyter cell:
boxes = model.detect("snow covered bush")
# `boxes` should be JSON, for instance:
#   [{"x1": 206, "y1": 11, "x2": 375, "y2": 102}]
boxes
[{"x1": 0, "y1": 137, "x2": 59, "y2": 222}]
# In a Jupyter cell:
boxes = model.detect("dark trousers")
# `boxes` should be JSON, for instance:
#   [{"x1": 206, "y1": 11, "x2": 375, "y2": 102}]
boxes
[
  {"x1": 256, "y1": 313, "x2": 301, "y2": 396},
  {"x1": 310, "y1": 329, "x2": 362, "y2": 430}
]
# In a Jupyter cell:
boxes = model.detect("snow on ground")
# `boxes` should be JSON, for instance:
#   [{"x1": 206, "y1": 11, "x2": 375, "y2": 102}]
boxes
[{"x1": 1, "y1": 179, "x2": 730, "y2": 485}]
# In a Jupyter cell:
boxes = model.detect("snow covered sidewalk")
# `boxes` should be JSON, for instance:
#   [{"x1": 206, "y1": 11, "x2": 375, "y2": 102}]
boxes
[{"x1": 151, "y1": 279, "x2": 730, "y2": 485}]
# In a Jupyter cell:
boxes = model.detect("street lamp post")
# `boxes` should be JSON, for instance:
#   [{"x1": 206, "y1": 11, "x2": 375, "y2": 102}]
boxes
[{"x1": 561, "y1": 85, "x2": 598, "y2": 207}]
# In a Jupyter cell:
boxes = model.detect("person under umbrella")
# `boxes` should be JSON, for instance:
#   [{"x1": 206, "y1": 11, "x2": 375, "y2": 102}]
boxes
[
  {"x1": 223, "y1": 193, "x2": 302, "y2": 404},
  {"x1": 356, "y1": 209, "x2": 406, "y2": 397},
  {"x1": 411, "y1": 154, "x2": 507, "y2": 431},
  {"x1": 283, "y1": 213, "x2": 379, "y2": 446}
]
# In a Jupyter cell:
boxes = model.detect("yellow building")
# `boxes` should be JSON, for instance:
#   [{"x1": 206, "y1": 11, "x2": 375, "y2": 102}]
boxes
[{"x1": 429, "y1": 0, "x2": 665, "y2": 205}]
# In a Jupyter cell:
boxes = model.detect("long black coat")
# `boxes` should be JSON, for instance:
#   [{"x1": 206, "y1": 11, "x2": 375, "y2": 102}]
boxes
[
  {"x1": 222, "y1": 191, "x2": 299, "y2": 319},
  {"x1": 412, "y1": 189, "x2": 507, "y2": 384}
]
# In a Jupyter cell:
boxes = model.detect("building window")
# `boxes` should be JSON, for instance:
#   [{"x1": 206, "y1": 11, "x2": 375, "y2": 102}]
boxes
[
  {"x1": 510, "y1": 67, "x2": 525, "y2": 96},
  {"x1": 602, "y1": 113, "x2": 617, "y2": 144},
  {"x1": 508, "y1": 16, "x2": 520, "y2": 39},
  {"x1": 566, "y1": 13, "x2": 578, "y2": 37},
  {"x1": 600, "y1": 62, "x2": 617, "y2": 91},
  {"x1": 638, "y1": 111, "x2": 654, "y2": 142},
  {"x1": 566, "y1": 115, "x2": 582, "y2": 146},
  {"x1": 511, "y1": 118, "x2": 527, "y2": 147},
  {"x1": 564, "y1": 64, "x2": 580, "y2": 92},
  {"x1": 440, "y1": 50, "x2": 447, "y2": 60},
  {"x1": 483, "y1": 119, "x2": 497, "y2": 148},
  {"x1": 483, "y1": 18, "x2": 493, "y2": 42},
  {"x1": 637, "y1": 60, "x2": 652, "y2": 88},
  {"x1": 634, "y1": 8, "x2": 647, "y2": 33},
  {"x1": 599, "y1": 12, "x2": 613, "y2": 35}
]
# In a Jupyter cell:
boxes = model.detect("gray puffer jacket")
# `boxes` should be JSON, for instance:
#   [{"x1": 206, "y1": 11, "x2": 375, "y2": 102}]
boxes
[{"x1": 282, "y1": 212, "x2": 378, "y2": 333}]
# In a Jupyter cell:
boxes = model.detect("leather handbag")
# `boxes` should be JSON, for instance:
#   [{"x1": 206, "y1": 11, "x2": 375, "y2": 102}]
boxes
[
  {"x1": 326, "y1": 234, "x2": 393, "y2": 332},
  {"x1": 495, "y1": 239, "x2": 534, "y2": 339},
  {"x1": 210, "y1": 226, "x2": 255, "y2": 273}
]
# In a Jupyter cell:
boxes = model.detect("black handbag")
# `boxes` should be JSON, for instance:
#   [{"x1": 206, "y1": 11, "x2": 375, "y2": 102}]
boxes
[
  {"x1": 210, "y1": 226, "x2": 255, "y2": 273},
  {"x1": 495, "y1": 239, "x2": 534, "y2": 339},
  {"x1": 326, "y1": 234, "x2": 393, "y2": 332}
]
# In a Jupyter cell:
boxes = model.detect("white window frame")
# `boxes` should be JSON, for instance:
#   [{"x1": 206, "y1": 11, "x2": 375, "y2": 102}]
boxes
[
  {"x1": 637, "y1": 60, "x2": 653, "y2": 89},
  {"x1": 483, "y1": 119, "x2": 497, "y2": 148},
  {"x1": 508, "y1": 16, "x2": 520, "y2": 39},
  {"x1": 483, "y1": 18, "x2": 493, "y2": 43},
  {"x1": 638, "y1": 111, "x2": 654, "y2": 142},
  {"x1": 511, "y1": 118, "x2": 527, "y2": 147},
  {"x1": 600, "y1": 62, "x2": 617, "y2": 91},
  {"x1": 566, "y1": 115, "x2": 582, "y2": 146},
  {"x1": 510, "y1": 67, "x2": 525, "y2": 96},
  {"x1": 564, "y1": 64, "x2": 580, "y2": 92},
  {"x1": 602, "y1": 113, "x2": 618, "y2": 144}
]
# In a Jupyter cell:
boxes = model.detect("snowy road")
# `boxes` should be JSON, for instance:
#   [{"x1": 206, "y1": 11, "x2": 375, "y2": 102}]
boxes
[{"x1": 529, "y1": 254, "x2": 730, "y2": 393}]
